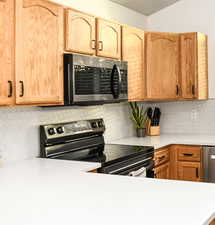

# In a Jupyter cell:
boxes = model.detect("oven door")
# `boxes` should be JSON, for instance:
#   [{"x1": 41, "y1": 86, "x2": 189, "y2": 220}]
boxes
[
  {"x1": 99, "y1": 154, "x2": 154, "y2": 178},
  {"x1": 109, "y1": 160, "x2": 154, "y2": 178},
  {"x1": 64, "y1": 54, "x2": 128, "y2": 105}
]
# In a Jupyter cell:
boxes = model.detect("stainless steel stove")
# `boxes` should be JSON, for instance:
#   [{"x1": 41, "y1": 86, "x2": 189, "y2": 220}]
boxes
[{"x1": 40, "y1": 119, "x2": 154, "y2": 177}]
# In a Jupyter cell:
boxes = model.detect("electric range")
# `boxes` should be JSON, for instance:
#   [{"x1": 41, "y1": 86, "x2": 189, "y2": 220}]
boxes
[{"x1": 40, "y1": 119, "x2": 154, "y2": 177}]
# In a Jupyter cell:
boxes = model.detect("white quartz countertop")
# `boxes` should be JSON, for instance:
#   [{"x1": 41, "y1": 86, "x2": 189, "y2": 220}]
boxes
[
  {"x1": 109, "y1": 134, "x2": 215, "y2": 149},
  {"x1": 0, "y1": 158, "x2": 215, "y2": 225}
]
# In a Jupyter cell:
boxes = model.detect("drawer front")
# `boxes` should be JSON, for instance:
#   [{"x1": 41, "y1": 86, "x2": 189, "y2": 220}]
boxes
[
  {"x1": 177, "y1": 145, "x2": 201, "y2": 162},
  {"x1": 154, "y1": 148, "x2": 170, "y2": 167}
]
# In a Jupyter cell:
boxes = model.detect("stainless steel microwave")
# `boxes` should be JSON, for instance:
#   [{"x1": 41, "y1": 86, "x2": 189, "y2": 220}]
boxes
[{"x1": 64, "y1": 54, "x2": 128, "y2": 106}]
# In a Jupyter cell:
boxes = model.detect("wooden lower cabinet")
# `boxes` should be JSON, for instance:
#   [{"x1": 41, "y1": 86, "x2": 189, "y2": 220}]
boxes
[
  {"x1": 178, "y1": 161, "x2": 201, "y2": 182},
  {"x1": 210, "y1": 219, "x2": 215, "y2": 225},
  {"x1": 88, "y1": 169, "x2": 97, "y2": 173},
  {"x1": 154, "y1": 145, "x2": 203, "y2": 182},
  {"x1": 154, "y1": 162, "x2": 170, "y2": 179}
]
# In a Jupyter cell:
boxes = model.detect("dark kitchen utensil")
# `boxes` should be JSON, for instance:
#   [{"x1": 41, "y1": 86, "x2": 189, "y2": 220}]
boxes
[
  {"x1": 152, "y1": 107, "x2": 161, "y2": 126},
  {"x1": 147, "y1": 107, "x2": 153, "y2": 120}
]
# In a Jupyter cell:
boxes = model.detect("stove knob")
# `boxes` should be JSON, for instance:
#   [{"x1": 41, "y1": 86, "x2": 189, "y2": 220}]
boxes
[
  {"x1": 91, "y1": 122, "x2": 98, "y2": 129},
  {"x1": 48, "y1": 128, "x2": 56, "y2": 135},
  {"x1": 56, "y1": 127, "x2": 64, "y2": 134},
  {"x1": 98, "y1": 121, "x2": 104, "y2": 128}
]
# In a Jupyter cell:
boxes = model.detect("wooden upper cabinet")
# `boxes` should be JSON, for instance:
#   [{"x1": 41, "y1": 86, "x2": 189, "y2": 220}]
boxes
[
  {"x1": 180, "y1": 32, "x2": 208, "y2": 100},
  {"x1": 15, "y1": 0, "x2": 64, "y2": 105},
  {"x1": 178, "y1": 161, "x2": 201, "y2": 182},
  {"x1": 65, "y1": 9, "x2": 96, "y2": 55},
  {"x1": 96, "y1": 18, "x2": 121, "y2": 59},
  {"x1": 146, "y1": 32, "x2": 180, "y2": 100},
  {"x1": 122, "y1": 26, "x2": 145, "y2": 101},
  {"x1": 0, "y1": 0, "x2": 15, "y2": 106}
]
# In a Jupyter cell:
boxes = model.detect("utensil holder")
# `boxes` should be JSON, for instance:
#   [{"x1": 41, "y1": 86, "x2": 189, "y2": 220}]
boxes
[{"x1": 149, "y1": 126, "x2": 160, "y2": 136}]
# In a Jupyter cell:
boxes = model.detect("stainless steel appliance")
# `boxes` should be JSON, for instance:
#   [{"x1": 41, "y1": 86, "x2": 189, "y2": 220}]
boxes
[
  {"x1": 64, "y1": 54, "x2": 128, "y2": 106},
  {"x1": 40, "y1": 119, "x2": 154, "y2": 177},
  {"x1": 203, "y1": 146, "x2": 215, "y2": 183}
]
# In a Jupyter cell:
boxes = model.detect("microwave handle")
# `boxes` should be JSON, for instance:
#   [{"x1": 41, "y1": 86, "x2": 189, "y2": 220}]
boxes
[{"x1": 111, "y1": 65, "x2": 122, "y2": 99}]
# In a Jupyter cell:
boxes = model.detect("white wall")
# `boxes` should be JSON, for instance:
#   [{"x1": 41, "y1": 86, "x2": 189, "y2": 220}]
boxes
[
  {"x1": 0, "y1": 0, "x2": 147, "y2": 164},
  {"x1": 147, "y1": 0, "x2": 215, "y2": 98},
  {"x1": 52, "y1": 0, "x2": 148, "y2": 29}
]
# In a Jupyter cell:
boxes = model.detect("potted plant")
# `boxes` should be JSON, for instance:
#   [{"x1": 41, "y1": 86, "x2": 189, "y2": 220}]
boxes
[{"x1": 129, "y1": 102, "x2": 148, "y2": 137}]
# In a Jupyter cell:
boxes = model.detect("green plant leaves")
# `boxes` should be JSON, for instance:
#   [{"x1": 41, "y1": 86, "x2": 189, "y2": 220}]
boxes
[{"x1": 129, "y1": 102, "x2": 148, "y2": 129}]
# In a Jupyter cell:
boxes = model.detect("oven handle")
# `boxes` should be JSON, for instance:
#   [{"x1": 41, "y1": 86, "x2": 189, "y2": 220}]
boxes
[
  {"x1": 111, "y1": 64, "x2": 122, "y2": 99},
  {"x1": 109, "y1": 157, "x2": 153, "y2": 174}
]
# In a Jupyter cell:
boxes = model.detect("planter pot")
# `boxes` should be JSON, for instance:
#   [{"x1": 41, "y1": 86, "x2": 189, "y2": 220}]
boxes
[{"x1": 136, "y1": 128, "x2": 146, "y2": 138}]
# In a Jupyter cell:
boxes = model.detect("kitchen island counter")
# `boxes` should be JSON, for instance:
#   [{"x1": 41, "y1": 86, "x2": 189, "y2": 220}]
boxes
[{"x1": 0, "y1": 158, "x2": 214, "y2": 225}]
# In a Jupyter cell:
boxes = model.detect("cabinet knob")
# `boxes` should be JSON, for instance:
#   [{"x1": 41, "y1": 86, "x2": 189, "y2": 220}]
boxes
[
  {"x1": 98, "y1": 41, "x2": 103, "y2": 51},
  {"x1": 91, "y1": 40, "x2": 96, "y2": 50}
]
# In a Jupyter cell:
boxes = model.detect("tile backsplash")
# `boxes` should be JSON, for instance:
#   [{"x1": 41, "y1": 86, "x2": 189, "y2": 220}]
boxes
[
  {"x1": 0, "y1": 103, "x2": 134, "y2": 164},
  {"x1": 2, "y1": 100, "x2": 215, "y2": 164},
  {"x1": 142, "y1": 100, "x2": 215, "y2": 135}
]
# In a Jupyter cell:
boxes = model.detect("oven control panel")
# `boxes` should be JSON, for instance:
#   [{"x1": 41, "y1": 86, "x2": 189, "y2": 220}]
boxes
[{"x1": 43, "y1": 119, "x2": 105, "y2": 139}]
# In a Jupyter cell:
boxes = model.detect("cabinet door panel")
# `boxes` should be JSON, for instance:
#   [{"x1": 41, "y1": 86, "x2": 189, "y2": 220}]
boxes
[
  {"x1": 0, "y1": 0, "x2": 15, "y2": 105},
  {"x1": 97, "y1": 18, "x2": 121, "y2": 59},
  {"x1": 65, "y1": 9, "x2": 96, "y2": 55},
  {"x1": 146, "y1": 33, "x2": 179, "y2": 100},
  {"x1": 15, "y1": 0, "x2": 64, "y2": 105},
  {"x1": 178, "y1": 161, "x2": 201, "y2": 182},
  {"x1": 122, "y1": 26, "x2": 145, "y2": 101},
  {"x1": 180, "y1": 33, "x2": 197, "y2": 99},
  {"x1": 154, "y1": 162, "x2": 170, "y2": 179}
]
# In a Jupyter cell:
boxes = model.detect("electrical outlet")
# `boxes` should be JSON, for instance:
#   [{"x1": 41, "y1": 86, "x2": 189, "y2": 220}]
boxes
[{"x1": 190, "y1": 109, "x2": 198, "y2": 121}]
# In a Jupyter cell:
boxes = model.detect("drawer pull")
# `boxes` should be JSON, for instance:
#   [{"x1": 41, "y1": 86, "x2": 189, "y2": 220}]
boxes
[
  {"x1": 196, "y1": 168, "x2": 199, "y2": 178},
  {"x1": 183, "y1": 153, "x2": 193, "y2": 157},
  {"x1": 158, "y1": 156, "x2": 166, "y2": 161}
]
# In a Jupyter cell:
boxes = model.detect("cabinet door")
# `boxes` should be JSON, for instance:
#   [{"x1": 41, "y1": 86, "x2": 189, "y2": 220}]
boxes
[
  {"x1": 0, "y1": 0, "x2": 15, "y2": 106},
  {"x1": 15, "y1": 0, "x2": 64, "y2": 105},
  {"x1": 178, "y1": 161, "x2": 201, "y2": 182},
  {"x1": 154, "y1": 162, "x2": 170, "y2": 179},
  {"x1": 65, "y1": 9, "x2": 96, "y2": 55},
  {"x1": 96, "y1": 18, "x2": 121, "y2": 59},
  {"x1": 146, "y1": 32, "x2": 180, "y2": 100},
  {"x1": 122, "y1": 26, "x2": 145, "y2": 101},
  {"x1": 180, "y1": 33, "x2": 197, "y2": 99}
]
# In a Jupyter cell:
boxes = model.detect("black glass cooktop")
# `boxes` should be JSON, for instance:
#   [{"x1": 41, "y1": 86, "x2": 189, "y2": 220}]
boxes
[{"x1": 51, "y1": 144, "x2": 154, "y2": 166}]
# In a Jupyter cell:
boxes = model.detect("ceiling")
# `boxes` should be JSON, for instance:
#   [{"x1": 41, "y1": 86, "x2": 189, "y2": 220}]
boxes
[{"x1": 109, "y1": 0, "x2": 181, "y2": 16}]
